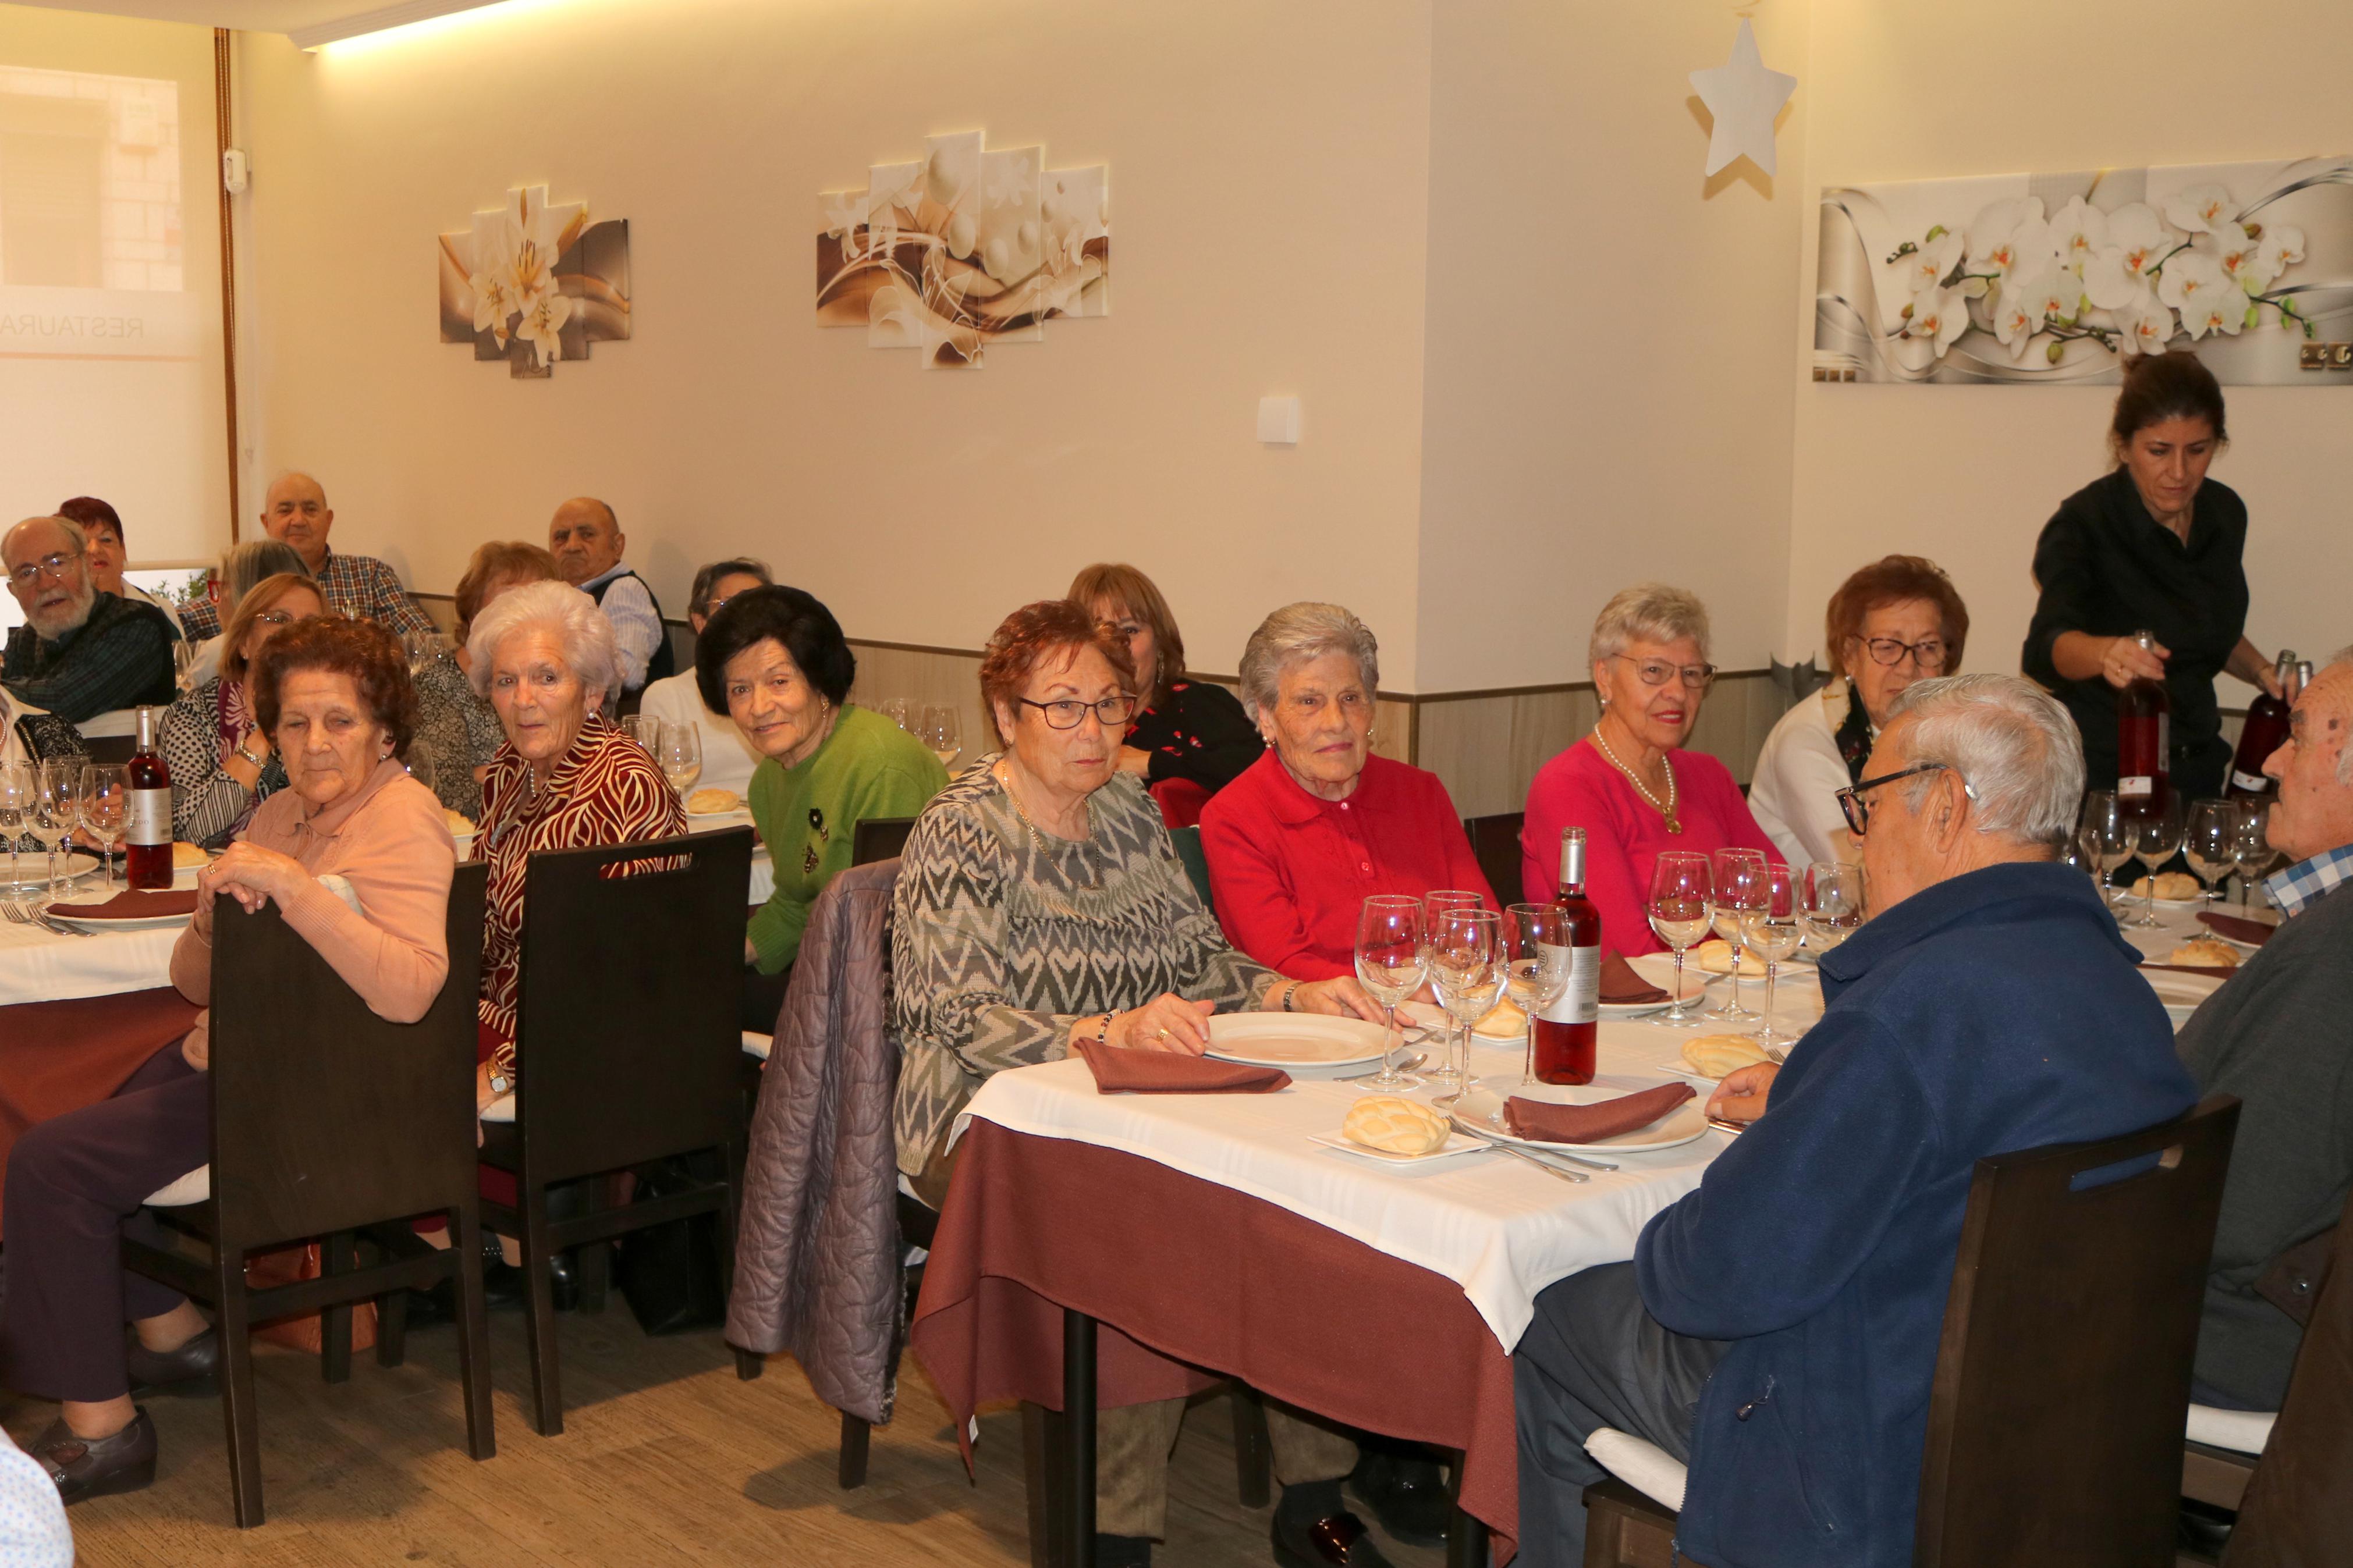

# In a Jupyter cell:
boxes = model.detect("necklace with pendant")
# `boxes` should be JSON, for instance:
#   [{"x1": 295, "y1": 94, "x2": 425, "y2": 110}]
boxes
[
  {"x1": 996, "y1": 761, "x2": 1101, "y2": 890},
  {"x1": 1590, "y1": 729, "x2": 1681, "y2": 834}
]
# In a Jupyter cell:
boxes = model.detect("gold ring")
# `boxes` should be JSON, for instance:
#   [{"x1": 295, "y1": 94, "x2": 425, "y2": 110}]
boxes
[{"x1": 1156, "y1": 1027, "x2": 1170, "y2": 1040}]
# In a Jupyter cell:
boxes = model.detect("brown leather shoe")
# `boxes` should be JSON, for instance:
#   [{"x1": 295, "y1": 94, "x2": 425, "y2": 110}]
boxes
[
  {"x1": 31, "y1": 1410, "x2": 158, "y2": 1505},
  {"x1": 126, "y1": 1327, "x2": 219, "y2": 1396},
  {"x1": 1270, "y1": 1509, "x2": 1397, "y2": 1568}
]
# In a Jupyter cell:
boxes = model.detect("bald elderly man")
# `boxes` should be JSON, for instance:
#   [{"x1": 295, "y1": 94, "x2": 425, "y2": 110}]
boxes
[
  {"x1": 548, "y1": 497, "x2": 669, "y2": 695},
  {"x1": 180, "y1": 472, "x2": 432, "y2": 641},
  {"x1": 2178, "y1": 647, "x2": 2353, "y2": 1413},
  {"x1": 2, "y1": 515, "x2": 178, "y2": 724}
]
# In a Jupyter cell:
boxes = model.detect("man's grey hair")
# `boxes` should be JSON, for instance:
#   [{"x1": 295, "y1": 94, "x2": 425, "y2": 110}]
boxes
[
  {"x1": 1887, "y1": 673, "x2": 2085, "y2": 848},
  {"x1": 5, "y1": 515, "x2": 95, "y2": 636},
  {"x1": 1238, "y1": 602, "x2": 1379, "y2": 720},
  {"x1": 4, "y1": 513, "x2": 86, "y2": 563},
  {"x1": 1589, "y1": 582, "x2": 1710, "y2": 670},
  {"x1": 2323, "y1": 644, "x2": 2353, "y2": 787},
  {"x1": 465, "y1": 579, "x2": 622, "y2": 706}
]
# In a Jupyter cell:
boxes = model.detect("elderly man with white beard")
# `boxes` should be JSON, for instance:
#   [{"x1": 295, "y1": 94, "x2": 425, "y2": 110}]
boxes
[{"x1": 2, "y1": 515, "x2": 178, "y2": 724}]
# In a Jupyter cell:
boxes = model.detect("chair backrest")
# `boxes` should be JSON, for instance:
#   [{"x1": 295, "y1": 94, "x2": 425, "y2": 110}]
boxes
[
  {"x1": 207, "y1": 861, "x2": 488, "y2": 1251},
  {"x1": 1169, "y1": 824, "x2": 1214, "y2": 914},
  {"x1": 1463, "y1": 812, "x2": 1525, "y2": 908},
  {"x1": 514, "y1": 827, "x2": 754, "y2": 1182},
  {"x1": 2224, "y1": 1190, "x2": 2353, "y2": 1566},
  {"x1": 852, "y1": 816, "x2": 916, "y2": 867},
  {"x1": 1148, "y1": 776, "x2": 1211, "y2": 830},
  {"x1": 1913, "y1": 1094, "x2": 2241, "y2": 1566}
]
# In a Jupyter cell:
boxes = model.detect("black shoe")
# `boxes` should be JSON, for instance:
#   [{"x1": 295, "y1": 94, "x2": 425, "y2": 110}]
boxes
[
  {"x1": 31, "y1": 1410, "x2": 157, "y2": 1505},
  {"x1": 1270, "y1": 1509, "x2": 1396, "y2": 1568},
  {"x1": 1346, "y1": 1450, "x2": 1453, "y2": 1548},
  {"x1": 1095, "y1": 1534, "x2": 1153, "y2": 1568},
  {"x1": 481, "y1": 1251, "x2": 579, "y2": 1313},
  {"x1": 124, "y1": 1327, "x2": 219, "y2": 1398}
]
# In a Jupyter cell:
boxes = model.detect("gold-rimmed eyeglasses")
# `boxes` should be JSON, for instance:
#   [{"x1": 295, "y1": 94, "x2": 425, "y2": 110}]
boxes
[{"x1": 1610, "y1": 655, "x2": 1717, "y2": 691}]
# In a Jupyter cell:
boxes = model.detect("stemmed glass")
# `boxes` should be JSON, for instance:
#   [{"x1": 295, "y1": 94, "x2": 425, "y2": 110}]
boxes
[
  {"x1": 2234, "y1": 802, "x2": 2279, "y2": 912},
  {"x1": 172, "y1": 639, "x2": 202, "y2": 699},
  {"x1": 2126, "y1": 797, "x2": 2184, "y2": 929},
  {"x1": 2183, "y1": 799, "x2": 2239, "y2": 906},
  {"x1": 1353, "y1": 895, "x2": 1428, "y2": 1090},
  {"x1": 878, "y1": 698, "x2": 913, "y2": 731},
  {"x1": 1502, "y1": 903, "x2": 1572, "y2": 1085},
  {"x1": 920, "y1": 706, "x2": 963, "y2": 769},
  {"x1": 1702, "y1": 848, "x2": 1766, "y2": 1021},
  {"x1": 406, "y1": 750, "x2": 438, "y2": 797},
  {"x1": 2081, "y1": 790, "x2": 2134, "y2": 909},
  {"x1": 0, "y1": 762, "x2": 28, "y2": 890},
  {"x1": 1426, "y1": 907, "x2": 1503, "y2": 1099},
  {"x1": 1646, "y1": 852, "x2": 1713, "y2": 1025},
  {"x1": 30, "y1": 762, "x2": 83, "y2": 901},
  {"x1": 401, "y1": 630, "x2": 442, "y2": 678},
  {"x1": 1800, "y1": 861, "x2": 1865, "y2": 956},
  {"x1": 79, "y1": 764, "x2": 127, "y2": 893},
  {"x1": 658, "y1": 723, "x2": 704, "y2": 799},
  {"x1": 1740, "y1": 861, "x2": 1802, "y2": 1046}
]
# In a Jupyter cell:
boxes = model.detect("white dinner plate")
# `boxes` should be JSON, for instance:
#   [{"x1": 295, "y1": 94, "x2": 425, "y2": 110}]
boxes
[
  {"x1": 1205, "y1": 1013, "x2": 1388, "y2": 1068},
  {"x1": 2117, "y1": 890, "x2": 2206, "y2": 912},
  {"x1": 2143, "y1": 969, "x2": 2224, "y2": 1027},
  {"x1": 687, "y1": 808, "x2": 754, "y2": 829},
  {"x1": 1450, "y1": 1074, "x2": 1710, "y2": 1153},
  {"x1": 47, "y1": 904, "x2": 194, "y2": 931},
  {"x1": 0, "y1": 852, "x2": 99, "y2": 890},
  {"x1": 1305, "y1": 1130, "x2": 1487, "y2": 1167}
]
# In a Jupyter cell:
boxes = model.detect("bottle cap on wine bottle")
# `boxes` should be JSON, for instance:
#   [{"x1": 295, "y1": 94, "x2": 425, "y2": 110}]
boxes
[
  {"x1": 1557, "y1": 827, "x2": 1587, "y2": 893},
  {"x1": 134, "y1": 705, "x2": 157, "y2": 752}
]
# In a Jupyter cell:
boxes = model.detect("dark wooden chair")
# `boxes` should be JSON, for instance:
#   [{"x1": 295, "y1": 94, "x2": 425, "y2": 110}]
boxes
[
  {"x1": 852, "y1": 815, "x2": 918, "y2": 866},
  {"x1": 125, "y1": 861, "x2": 495, "y2": 1528},
  {"x1": 1463, "y1": 812, "x2": 1525, "y2": 908},
  {"x1": 1168, "y1": 824, "x2": 1215, "y2": 913},
  {"x1": 478, "y1": 826, "x2": 754, "y2": 1436},
  {"x1": 1582, "y1": 1096, "x2": 2241, "y2": 1568}
]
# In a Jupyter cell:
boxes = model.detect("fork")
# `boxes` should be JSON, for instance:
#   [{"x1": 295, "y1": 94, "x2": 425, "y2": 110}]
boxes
[
  {"x1": 1449, "y1": 1123, "x2": 1589, "y2": 1184},
  {"x1": 16, "y1": 897, "x2": 90, "y2": 937}
]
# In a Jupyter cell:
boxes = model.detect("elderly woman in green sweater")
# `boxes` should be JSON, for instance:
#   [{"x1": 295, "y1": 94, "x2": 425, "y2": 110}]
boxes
[{"x1": 695, "y1": 585, "x2": 949, "y2": 1030}]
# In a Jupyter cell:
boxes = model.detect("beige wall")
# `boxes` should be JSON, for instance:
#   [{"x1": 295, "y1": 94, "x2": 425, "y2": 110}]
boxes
[
  {"x1": 1787, "y1": 0, "x2": 2353, "y2": 701},
  {"x1": 235, "y1": 0, "x2": 1435, "y2": 687}
]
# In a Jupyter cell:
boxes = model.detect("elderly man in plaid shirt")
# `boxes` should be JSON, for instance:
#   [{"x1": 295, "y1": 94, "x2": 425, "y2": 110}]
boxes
[
  {"x1": 2178, "y1": 647, "x2": 2353, "y2": 1414},
  {"x1": 180, "y1": 472, "x2": 432, "y2": 641}
]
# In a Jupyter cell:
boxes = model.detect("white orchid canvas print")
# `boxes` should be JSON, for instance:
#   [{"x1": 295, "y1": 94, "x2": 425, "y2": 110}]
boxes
[
  {"x1": 817, "y1": 129, "x2": 1110, "y2": 370},
  {"x1": 1814, "y1": 156, "x2": 2352, "y2": 384},
  {"x1": 438, "y1": 186, "x2": 632, "y2": 379}
]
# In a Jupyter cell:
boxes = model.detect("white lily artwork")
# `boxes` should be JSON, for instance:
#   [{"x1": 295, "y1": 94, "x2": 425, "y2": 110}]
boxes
[
  {"x1": 437, "y1": 185, "x2": 632, "y2": 379},
  {"x1": 1814, "y1": 156, "x2": 2353, "y2": 384},
  {"x1": 817, "y1": 129, "x2": 1109, "y2": 370}
]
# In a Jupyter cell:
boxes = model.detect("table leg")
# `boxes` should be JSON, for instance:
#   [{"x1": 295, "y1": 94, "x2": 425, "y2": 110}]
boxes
[
  {"x1": 1064, "y1": 1307, "x2": 1097, "y2": 1568},
  {"x1": 1448, "y1": 1499, "x2": 1490, "y2": 1568}
]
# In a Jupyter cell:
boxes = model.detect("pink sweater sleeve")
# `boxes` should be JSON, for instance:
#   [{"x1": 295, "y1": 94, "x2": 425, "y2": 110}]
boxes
[{"x1": 279, "y1": 785, "x2": 457, "y2": 1025}]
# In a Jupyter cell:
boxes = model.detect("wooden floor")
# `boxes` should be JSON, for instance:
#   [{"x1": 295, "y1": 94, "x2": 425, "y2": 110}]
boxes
[{"x1": 17, "y1": 1309, "x2": 1451, "y2": 1568}]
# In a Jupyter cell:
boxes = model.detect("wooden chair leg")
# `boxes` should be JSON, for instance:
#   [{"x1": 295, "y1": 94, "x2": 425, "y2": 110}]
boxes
[
  {"x1": 710, "y1": 1147, "x2": 743, "y2": 1306},
  {"x1": 318, "y1": 1231, "x2": 354, "y2": 1384},
  {"x1": 1230, "y1": 1383, "x2": 1272, "y2": 1507},
  {"x1": 839, "y1": 1410, "x2": 872, "y2": 1489},
  {"x1": 214, "y1": 1249, "x2": 266, "y2": 1527},
  {"x1": 1022, "y1": 1400, "x2": 1071, "y2": 1568},
  {"x1": 452, "y1": 1205, "x2": 497, "y2": 1462},
  {"x1": 576, "y1": 1178, "x2": 610, "y2": 1317},
  {"x1": 518, "y1": 1182, "x2": 565, "y2": 1437},
  {"x1": 734, "y1": 1347, "x2": 764, "y2": 1381},
  {"x1": 375, "y1": 1273, "x2": 409, "y2": 1370}
]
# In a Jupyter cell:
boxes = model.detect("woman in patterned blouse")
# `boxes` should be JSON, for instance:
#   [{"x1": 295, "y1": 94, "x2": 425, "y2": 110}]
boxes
[{"x1": 160, "y1": 573, "x2": 323, "y2": 847}]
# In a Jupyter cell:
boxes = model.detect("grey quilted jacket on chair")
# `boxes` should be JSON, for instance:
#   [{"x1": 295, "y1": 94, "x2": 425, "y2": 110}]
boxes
[{"x1": 724, "y1": 857, "x2": 904, "y2": 1425}]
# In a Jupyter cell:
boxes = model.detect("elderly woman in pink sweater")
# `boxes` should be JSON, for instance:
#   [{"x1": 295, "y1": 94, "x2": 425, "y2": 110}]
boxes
[{"x1": 1, "y1": 616, "x2": 454, "y2": 1507}]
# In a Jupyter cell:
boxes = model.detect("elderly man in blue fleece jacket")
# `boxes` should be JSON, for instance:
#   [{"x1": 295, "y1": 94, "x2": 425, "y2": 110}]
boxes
[{"x1": 1513, "y1": 673, "x2": 2199, "y2": 1568}]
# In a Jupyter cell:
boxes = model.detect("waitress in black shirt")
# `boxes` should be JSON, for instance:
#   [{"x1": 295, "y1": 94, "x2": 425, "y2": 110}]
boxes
[
  {"x1": 2022, "y1": 351, "x2": 2281, "y2": 798},
  {"x1": 1067, "y1": 561, "x2": 1263, "y2": 800}
]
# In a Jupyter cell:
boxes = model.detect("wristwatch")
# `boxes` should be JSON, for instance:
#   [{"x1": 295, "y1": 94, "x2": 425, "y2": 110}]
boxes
[{"x1": 488, "y1": 1069, "x2": 512, "y2": 1095}]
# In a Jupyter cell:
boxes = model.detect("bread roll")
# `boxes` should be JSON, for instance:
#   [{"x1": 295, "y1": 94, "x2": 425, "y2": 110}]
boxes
[
  {"x1": 171, "y1": 842, "x2": 209, "y2": 870},
  {"x1": 2165, "y1": 937, "x2": 2240, "y2": 969},
  {"x1": 2128, "y1": 872, "x2": 2202, "y2": 901},
  {"x1": 1694, "y1": 940, "x2": 1768, "y2": 977},
  {"x1": 687, "y1": 787, "x2": 742, "y2": 815},
  {"x1": 1342, "y1": 1095, "x2": 1453, "y2": 1156},
  {"x1": 1681, "y1": 1034, "x2": 1770, "y2": 1079},
  {"x1": 442, "y1": 809, "x2": 475, "y2": 835},
  {"x1": 1472, "y1": 997, "x2": 1529, "y2": 1039}
]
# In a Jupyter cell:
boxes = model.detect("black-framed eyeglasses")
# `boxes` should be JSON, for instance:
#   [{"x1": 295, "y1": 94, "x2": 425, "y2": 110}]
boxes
[
  {"x1": 1851, "y1": 635, "x2": 1949, "y2": 671},
  {"x1": 7, "y1": 549, "x2": 84, "y2": 588},
  {"x1": 1610, "y1": 655, "x2": 1717, "y2": 691},
  {"x1": 1018, "y1": 695, "x2": 1137, "y2": 730},
  {"x1": 1836, "y1": 762, "x2": 1975, "y2": 835}
]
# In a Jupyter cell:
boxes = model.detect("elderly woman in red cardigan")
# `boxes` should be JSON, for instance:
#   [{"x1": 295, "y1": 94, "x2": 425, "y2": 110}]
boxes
[{"x1": 1199, "y1": 602, "x2": 1494, "y2": 978}]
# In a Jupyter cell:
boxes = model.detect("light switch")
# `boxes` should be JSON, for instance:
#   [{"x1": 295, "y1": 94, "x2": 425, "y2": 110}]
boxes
[{"x1": 1257, "y1": 396, "x2": 1301, "y2": 445}]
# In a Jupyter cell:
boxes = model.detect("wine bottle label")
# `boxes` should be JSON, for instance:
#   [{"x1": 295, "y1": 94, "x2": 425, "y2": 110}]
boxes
[
  {"x1": 2230, "y1": 769, "x2": 2270, "y2": 793},
  {"x1": 129, "y1": 788, "x2": 171, "y2": 846},
  {"x1": 1538, "y1": 944, "x2": 1600, "y2": 1026},
  {"x1": 2118, "y1": 775, "x2": 2153, "y2": 799}
]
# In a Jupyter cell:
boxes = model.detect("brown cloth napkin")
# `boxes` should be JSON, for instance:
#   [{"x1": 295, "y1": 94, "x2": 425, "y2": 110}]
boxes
[
  {"x1": 63, "y1": 889, "x2": 200, "y2": 920},
  {"x1": 2199, "y1": 911, "x2": 2276, "y2": 948},
  {"x1": 1074, "y1": 1039, "x2": 1292, "y2": 1095},
  {"x1": 1599, "y1": 950, "x2": 1669, "y2": 1005},
  {"x1": 1503, "y1": 1083, "x2": 1695, "y2": 1144}
]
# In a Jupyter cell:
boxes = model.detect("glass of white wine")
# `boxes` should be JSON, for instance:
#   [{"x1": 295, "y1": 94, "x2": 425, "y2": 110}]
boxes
[
  {"x1": 1426, "y1": 907, "x2": 1503, "y2": 1100},
  {"x1": 658, "y1": 723, "x2": 703, "y2": 799},
  {"x1": 1354, "y1": 895, "x2": 1428, "y2": 1090},
  {"x1": 1646, "y1": 852, "x2": 1713, "y2": 1025},
  {"x1": 1740, "y1": 861, "x2": 1803, "y2": 1046}
]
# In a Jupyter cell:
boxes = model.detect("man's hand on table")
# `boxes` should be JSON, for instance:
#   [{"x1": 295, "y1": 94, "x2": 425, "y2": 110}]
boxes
[{"x1": 1706, "y1": 1062, "x2": 1778, "y2": 1123}]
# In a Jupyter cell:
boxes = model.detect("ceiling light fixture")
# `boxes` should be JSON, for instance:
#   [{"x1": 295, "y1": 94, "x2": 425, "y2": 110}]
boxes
[{"x1": 292, "y1": 0, "x2": 517, "y2": 51}]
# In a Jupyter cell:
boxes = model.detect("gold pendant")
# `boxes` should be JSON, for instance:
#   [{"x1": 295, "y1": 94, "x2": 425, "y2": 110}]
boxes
[{"x1": 1665, "y1": 815, "x2": 1683, "y2": 834}]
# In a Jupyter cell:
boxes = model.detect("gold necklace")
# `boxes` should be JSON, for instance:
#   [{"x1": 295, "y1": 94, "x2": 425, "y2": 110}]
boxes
[
  {"x1": 1590, "y1": 728, "x2": 1680, "y2": 834},
  {"x1": 995, "y1": 760, "x2": 1101, "y2": 889}
]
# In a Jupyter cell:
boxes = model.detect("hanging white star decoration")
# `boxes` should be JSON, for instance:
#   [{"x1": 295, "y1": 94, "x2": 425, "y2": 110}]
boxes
[{"x1": 1690, "y1": 17, "x2": 1796, "y2": 178}]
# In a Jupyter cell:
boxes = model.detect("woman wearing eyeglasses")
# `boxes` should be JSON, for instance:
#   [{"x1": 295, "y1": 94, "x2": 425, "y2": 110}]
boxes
[
  {"x1": 1521, "y1": 584, "x2": 1781, "y2": 955},
  {"x1": 160, "y1": 573, "x2": 324, "y2": 847},
  {"x1": 1749, "y1": 556, "x2": 1972, "y2": 868}
]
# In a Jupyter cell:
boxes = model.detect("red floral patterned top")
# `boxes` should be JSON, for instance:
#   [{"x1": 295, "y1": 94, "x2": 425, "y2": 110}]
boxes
[{"x1": 475, "y1": 716, "x2": 686, "y2": 1043}]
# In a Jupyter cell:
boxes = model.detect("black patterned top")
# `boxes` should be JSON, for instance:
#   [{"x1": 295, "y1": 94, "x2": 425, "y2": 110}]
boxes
[
  {"x1": 1126, "y1": 678, "x2": 1263, "y2": 794},
  {"x1": 890, "y1": 758, "x2": 1279, "y2": 1177}
]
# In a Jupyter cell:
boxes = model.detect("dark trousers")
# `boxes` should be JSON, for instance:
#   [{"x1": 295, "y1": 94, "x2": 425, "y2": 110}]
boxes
[
  {"x1": 1, "y1": 1044, "x2": 208, "y2": 1403},
  {"x1": 1514, "y1": 1263, "x2": 1729, "y2": 1568}
]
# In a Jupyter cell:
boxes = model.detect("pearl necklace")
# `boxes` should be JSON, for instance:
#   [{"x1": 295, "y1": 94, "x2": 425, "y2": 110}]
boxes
[{"x1": 1589, "y1": 728, "x2": 1681, "y2": 834}]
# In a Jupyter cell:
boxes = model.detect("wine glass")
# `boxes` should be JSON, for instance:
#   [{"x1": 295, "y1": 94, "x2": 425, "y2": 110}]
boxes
[
  {"x1": 0, "y1": 761, "x2": 28, "y2": 891},
  {"x1": 920, "y1": 705, "x2": 963, "y2": 769},
  {"x1": 1502, "y1": 902, "x2": 1572, "y2": 1085},
  {"x1": 2234, "y1": 802, "x2": 2279, "y2": 912},
  {"x1": 1800, "y1": 861, "x2": 1865, "y2": 957},
  {"x1": 1740, "y1": 861, "x2": 1802, "y2": 1047},
  {"x1": 1702, "y1": 848, "x2": 1767, "y2": 1021},
  {"x1": 658, "y1": 723, "x2": 704, "y2": 798},
  {"x1": 2183, "y1": 799, "x2": 2238, "y2": 905},
  {"x1": 878, "y1": 697, "x2": 913, "y2": 731},
  {"x1": 79, "y1": 764, "x2": 127, "y2": 893},
  {"x1": 2080, "y1": 790, "x2": 2134, "y2": 909},
  {"x1": 173, "y1": 638, "x2": 202, "y2": 698},
  {"x1": 1646, "y1": 852, "x2": 1713, "y2": 1025},
  {"x1": 1426, "y1": 907, "x2": 1503, "y2": 1099},
  {"x1": 30, "y1": 762, "x2": 83, "y2": 901},
  {"x1": 619, "y1": 714, "x2": 659, "y2": 753},
  {"x1": 401, "y1": 630, "x2": 436, "y2": 678},
  {"x1": 406, "y1": 749, "x2": 438, "y2": 797},
  {"x1": 2126, "y1": 797, "x2": 2184, "y2": 929},
  {"x1": 1353, "y1": 895, "x2": 1428, "y2": 1090}
]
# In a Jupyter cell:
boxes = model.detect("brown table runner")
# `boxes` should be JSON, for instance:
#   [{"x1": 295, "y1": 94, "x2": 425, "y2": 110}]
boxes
[
  {"x1": 0, "y1": 987, "x2": 199, "y2": 1235},
  {"x1": 910, "y1": 1121, "x2": 1523, "y2": 1558}
]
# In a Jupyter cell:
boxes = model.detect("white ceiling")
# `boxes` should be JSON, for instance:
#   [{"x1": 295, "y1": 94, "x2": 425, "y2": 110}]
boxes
[{"x1": 13, "y1": 0, "x2": 509, "y2": 46}]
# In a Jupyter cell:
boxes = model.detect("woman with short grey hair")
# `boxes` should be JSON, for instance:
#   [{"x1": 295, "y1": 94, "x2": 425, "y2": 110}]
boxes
[
  {"x1": 1201, "y1": 601, "x2": 1495, "y2": 978},
  {"x1": 1522, "y1": 582, "x2": 1779, "y2": 955}
]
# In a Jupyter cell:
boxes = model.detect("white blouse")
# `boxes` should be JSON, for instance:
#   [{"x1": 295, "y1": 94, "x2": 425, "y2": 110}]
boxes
[{"x1": 1748, "y1": 677, "x2": 1867, "y2": 871}]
